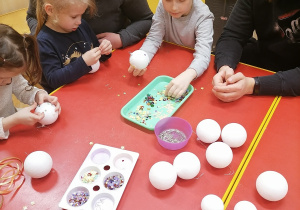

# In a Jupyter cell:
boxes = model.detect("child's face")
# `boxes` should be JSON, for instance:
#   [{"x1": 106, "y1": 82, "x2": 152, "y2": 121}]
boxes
[
  {"x1": 0, "y1": 68, "x2": 21, "y2": 86},
  {"x1": 47, "y1": 3, "x2": 88, "y2": 33},
  {"x1": 162, "y1": 0, "x2": 193, "y2": 19}
]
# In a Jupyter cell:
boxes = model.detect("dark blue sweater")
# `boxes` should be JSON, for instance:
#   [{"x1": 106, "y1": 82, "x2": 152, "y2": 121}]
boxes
[{"x1": 37, "y1": 19, "x2": 111, "y2": 93}]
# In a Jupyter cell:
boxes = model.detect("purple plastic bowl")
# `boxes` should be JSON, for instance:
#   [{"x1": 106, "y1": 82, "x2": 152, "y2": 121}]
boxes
[{"x1": 154, "y1": 117, "x2": 192, "y2": 150}]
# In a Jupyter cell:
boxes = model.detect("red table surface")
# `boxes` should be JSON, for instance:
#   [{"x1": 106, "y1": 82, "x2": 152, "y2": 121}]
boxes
[
  {"x1": 0, "y1": 40, "x2": 275, "y2": 210},
  {"x1": 226, "y1": 96, "x2": 300, "y2": 210}
]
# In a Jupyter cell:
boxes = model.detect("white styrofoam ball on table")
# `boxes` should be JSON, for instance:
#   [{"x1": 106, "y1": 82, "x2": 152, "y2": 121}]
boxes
[
  {"x1": 90, "y1": 60, "x2": 100, "y2": 73},
  {"x1": 24, "y1": 151, "x2": 53, "y2": 178},
  {"x1": 129, "y1": 50, "x2": 150, "y2": 70},
  {"x1": 196, "y1": 119, "x2": 221, "y2": 143},
  {"x1": 201, "y1": 194, "x2": 224, "y2": 210},
  {"x1": 221, "y1": 123, "x2": 247, "y2": 148},
  {"x1": 234, "y1": 201, "x2": 257, "y2": 210},
  {"x1": 206, "y1": 142, "x2": 233, "y2": 168},
  {"x1": 35, "y1": 102, "x2": 58, "y2": 125},
  {"x1": 173, "y1": 152, "x2": 200, "y2": 180},
  {"x1": 149, "y1": 161, "x2": 177, "y2": 190},
  {"x1": 256, "y1": 171, "x2": 288, "y2": 201}
]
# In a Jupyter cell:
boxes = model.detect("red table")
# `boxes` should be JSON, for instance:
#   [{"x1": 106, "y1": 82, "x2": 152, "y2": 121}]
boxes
[
  {"x1": 225, "y1": 96, "x2": 300, "y2": 210},
  {"x1": 0, "y1": 41, "x2": 276, "y2": 210}
]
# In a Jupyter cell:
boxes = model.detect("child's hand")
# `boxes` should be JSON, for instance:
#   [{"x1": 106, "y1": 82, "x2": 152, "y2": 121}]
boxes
[
  {"x1": 99, "y1": 39, "x2": 112, "y2": 55},
  {"x1": 128, "y1": 65, "x2": 147, "y2": 77},
  {"x1": 82, "y1": 47, "x2": 102, "y2": 66},
  {"x1": 165, "y1": 68, "x2": 197, "y2": 98},
  {"x1": 15, "y1": 103, "x2": 45, "y2": 126},
  {"x1": 35, "y1": 90, "x2": 61, "y2": 114}
]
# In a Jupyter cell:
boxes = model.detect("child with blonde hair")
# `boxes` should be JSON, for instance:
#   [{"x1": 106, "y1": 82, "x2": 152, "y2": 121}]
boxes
[
  {"x1": 128, "y1": 0, "x2": 214, "y2": 98},
  {"x1": 0, "y1": 24, "x2": 61, "y2": 139},
  {"x1": 36, "y1": 0, "x2": 112, "y2": 93}
]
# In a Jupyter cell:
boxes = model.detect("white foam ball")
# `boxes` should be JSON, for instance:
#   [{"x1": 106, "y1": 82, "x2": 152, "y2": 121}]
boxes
[
  {"x1": 129, "y1": 50, "x2": 149, "y2": 70},
  {"x1": 256, "y1": 171, "x2": 288, "y2": 201},
  {"x1": 234, "y1": 201, "x2": 257, "y2": 210},
  {"x1": 149, "y1": 161, "x2": 177, "y2": 190},
  {"x1": 90, "y1": 60, "x2": 100, "y2": 73},
  {"x1": 206, "y1": 142, "x2": 233, "y2": 168},
  {"x1": 173, "y1": 152, "x2": 200, "y2": 180},
  {"x1": 35, "y1": 102, "x2": 58, "y2": 125},
  {"x1": 222, "y1": 123, "x2": 247, "y2": 148},
  {"x1": 201, "y1": 194, "x2": 224, "y2": 210},
  {"x1": 196, "y1": 119, "x2": 221, "y2": 143},
  {"x1": 24, "y1": 151, "x2": 53, "y2": 178}
]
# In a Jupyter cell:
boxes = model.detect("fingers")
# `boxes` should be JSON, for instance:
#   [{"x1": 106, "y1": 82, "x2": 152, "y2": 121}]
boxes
[{"x1": 96, "y1": 33, "x2": 106, "y2": 39}]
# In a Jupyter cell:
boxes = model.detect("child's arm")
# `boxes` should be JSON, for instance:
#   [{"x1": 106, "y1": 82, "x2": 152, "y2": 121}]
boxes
[{"x1": 165, "y1": 69, "x2": 197, "y2": 98}]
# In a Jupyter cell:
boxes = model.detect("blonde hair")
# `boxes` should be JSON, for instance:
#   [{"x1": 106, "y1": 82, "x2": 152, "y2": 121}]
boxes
[
  {"x1": 35, "y1": 0, "x2": 97, "y2": 36},
  {"x1": 0, "y1": 24, "x2": 42, "y2": 86}
]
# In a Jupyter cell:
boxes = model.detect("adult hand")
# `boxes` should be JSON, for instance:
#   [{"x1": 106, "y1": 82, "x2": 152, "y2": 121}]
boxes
[
  {"x1": 35, "y1": 90, "x2": 61, "y2": 114},
  {"x1": 212, "y1": 72, "x2": 255, "y2": 102},
  {"x1": 99, "y1": 39, "x2": 112, "y2": 55},
  {"x1": 97, "y1": 32, "x2": 122, "y2": 49},
  {"x1": 212, "y1": 65, "x2": 235, "y2": 87},
  {"x1": 82, "y1": 47, "x2": 102, "y2": 66},
  {"x1": 165, "y1": 68, "x2": 197, "y2": 98},
  {"x1": 128, "y1": 65, "x2": 147, "y2": 77}
]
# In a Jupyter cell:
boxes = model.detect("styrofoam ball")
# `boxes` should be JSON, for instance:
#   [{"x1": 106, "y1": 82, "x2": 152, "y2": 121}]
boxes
[
  {"x1": 129, "y1": 50, "x2": 150, "y2": 70},
  {"x1": 24, "y1": 151, "x2": 53, "y2": 178},
  {"x1": 201, "y1": 194, "x2": 224, "y2": 210},
  {"x1": 196, "y1": 119, "x2": 221, "y2": 143},
  {"x1": 90, "y1": 60, "x2": 100, "y2": 73},
  {"x1": 234, "y1": 201, "x2": 257, "y2": 210},
  {"x1": 35, "y1": 102, "x2": 58, "y2": 125},
  {"x1": 221, "y1": 123, "x2": 247, "y2": 148},
  {"x1": 173, "y1": 152, "x2": 200, "y2": 180},
  {"x1": 256, "y1": 171, "x2": 288, "y2": 201},
  {"x1": 149, "y1": 161, "x2": 177, "y2": 190},
  {"x1": 206, "y1": 142, "x2": 233, "y2": 168}
]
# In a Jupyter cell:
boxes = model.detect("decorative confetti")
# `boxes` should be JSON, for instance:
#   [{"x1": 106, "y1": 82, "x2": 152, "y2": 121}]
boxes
[
  {"x1": 81, "y1": 170, "x2": 99, "y2": 183},
  {"x1": 104, "y1": 175, "x2": 124, "y2": 190},
  {"x1": 159, "y1": 129, "x2": 187, "y2": 143},
  {"x1": 201, "y1": 87, "x2": 204, "y2": 90},
  {"x1": 89, "y1": 142, "x2": 94, "y2": 145},
  {"x1": 23, "y1": 206, "x2": 28, "y2": 210},
  {"x1": 68, "y1": 191, "x2": 89, "y2": 206},
  {"x1": 121, "y1": 146, "x2": 125, "y2": 150},
  {"x1": 31, "y1": 201, "x2": 35, "y2": 206}
]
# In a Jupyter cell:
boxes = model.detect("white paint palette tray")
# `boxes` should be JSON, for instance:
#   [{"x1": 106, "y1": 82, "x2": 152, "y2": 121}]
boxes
[{"x1": 58, "y1": 144, "x2": 139, "y2": 210}]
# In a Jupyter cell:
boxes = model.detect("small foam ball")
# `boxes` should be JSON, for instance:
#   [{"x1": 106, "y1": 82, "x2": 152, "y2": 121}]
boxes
[
  {"x1": 35, "y1": 102, "x2": 58, "y2": 125},
  {"x1": 24, "y1": 151, "x2": 53, "y2": 178},
  {"x1": 129, "y1": 50, "x2": 150, "y2": 70},
  {"x1": 149, "y1": 161, "x2": 177, "y2": 190},
  {"x1": 206, "y1": 142, "x2": 233, "y2": 168},
  {"x1": 201, "y1": 194, "x2": 224, "y2": 210},
  {"x1": 196, "y1": 119, "x2": 221, "y2": 143},
  {"x1": 234, "y1": 201, "x2": 257, "y2": 210},
  {"x1": 173, "y1": 152, "x2": 200, "y2": 180},
  {"x1": 90, "y1": 60, "x2": 100, "y2": 73},
  {"x1": 256, "y1": 171, "x2": 288, "y2": 201},
  {"x1": 221, "y1": 123, "x2": 247, "y2": 148}
]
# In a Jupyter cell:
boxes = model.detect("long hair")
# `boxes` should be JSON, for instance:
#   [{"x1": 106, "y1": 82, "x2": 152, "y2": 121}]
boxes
[
  {"x1": 35, "y1": 0, "x2": 97, "y2": 36},
  {"x1": 0, "y1": 24, "x2": 42, "y2": 86}
]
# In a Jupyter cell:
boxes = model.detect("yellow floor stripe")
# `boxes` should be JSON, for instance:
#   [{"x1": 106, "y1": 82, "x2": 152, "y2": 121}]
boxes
[{"x1": 222, "y1": 96, "x2": 281, "y2": 208}]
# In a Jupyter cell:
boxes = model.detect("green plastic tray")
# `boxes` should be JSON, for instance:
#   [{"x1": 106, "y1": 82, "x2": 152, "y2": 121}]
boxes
[{"x1": 121, "y1": 75, "x2": 194, "y2": 130}]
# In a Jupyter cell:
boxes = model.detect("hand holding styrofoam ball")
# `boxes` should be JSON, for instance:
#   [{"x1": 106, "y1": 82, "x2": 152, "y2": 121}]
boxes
[
  {"x1": 201, "y1": 194, "x2": 224, "y2": 210},
  {"x1": 196, "y1": 119, "x2": 221, "y2": 143},
  {"x1": 256, "y1": 171, "x2": 288, "y2": 201},
  {"x1": 129, "y1": 50, "x2": 149, "y2": 70},
  {"x1": 89, "y1": 60, "x2": 100, "y2": 73},
  {"x1": 173, "y1": 152, "x2": 200, "y2": 180},
  {"x1": 24, "y1": 151, "x2": 53, "y2": 178},
  {"x1": 35, "y1": 102, "x2": 58, "y2": 125},
  {"x1": 222, "y1": 123, "x2": 247, "y2": 148},
  {"x1": 149, "y1": 161, "x2": 177, "y2": 190},
  {"x1": 206, "y1": 142, "x2": 233, "y2": 168},
  {"x1": 234, "y1": 201, "x2": 257, "y2": 210}
]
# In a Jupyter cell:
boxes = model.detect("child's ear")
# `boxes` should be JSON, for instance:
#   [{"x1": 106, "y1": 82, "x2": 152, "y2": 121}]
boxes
[{"x1": 44, "y1": 4, "x2": 54, "y2": 16}]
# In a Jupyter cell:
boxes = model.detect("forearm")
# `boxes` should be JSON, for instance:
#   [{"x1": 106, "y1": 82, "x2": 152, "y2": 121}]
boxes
[{"x1": 2, "y1": 115, "x2": 19, "y2": 133}]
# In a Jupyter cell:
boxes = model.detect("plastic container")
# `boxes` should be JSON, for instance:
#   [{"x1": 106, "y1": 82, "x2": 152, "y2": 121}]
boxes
[{"x1": 154, "y1": 117, "x2": 192, "y2": 150}]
